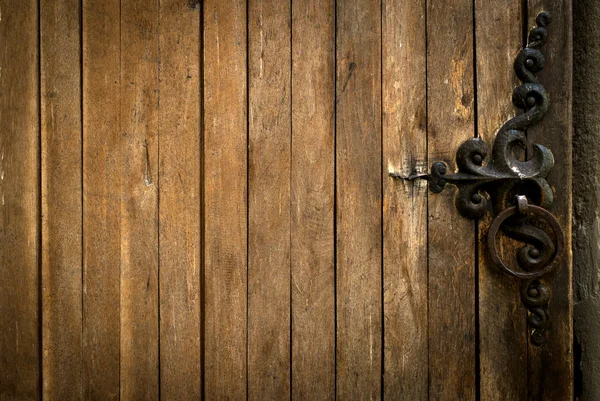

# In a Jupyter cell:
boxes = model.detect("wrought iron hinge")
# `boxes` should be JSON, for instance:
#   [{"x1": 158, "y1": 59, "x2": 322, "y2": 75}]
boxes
[{"x1": 393, "y1": 12, "x2": 564, "y2": 346}]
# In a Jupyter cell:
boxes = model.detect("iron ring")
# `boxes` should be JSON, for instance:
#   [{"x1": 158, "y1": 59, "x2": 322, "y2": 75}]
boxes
[{"x1": 487, "y1": 205, "x2": 564, "y2": 280}]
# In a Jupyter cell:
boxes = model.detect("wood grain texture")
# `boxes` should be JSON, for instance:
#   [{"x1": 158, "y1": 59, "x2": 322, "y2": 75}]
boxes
[
  {"x1": 475, "y1": 2, "x2": 528, "y2": 400},
  {"x1": 158, "y1": 1, "x2": 201, "y2": 399},
  {"x1": 0, "y1": 0, "x2": 40, "y2": 399},
  {"x1": 247, "y1": 0, "x2": 292, "y2": 399},
  {"x1": 335, "y1": 0, "x2": 382, "y2": 399},
  {"x1": 82, "y1": 0, "x2": 121, "y2": 398},
  {"x1": 291, "y1": 1, "x2": 335, "y2": 399},
  {"x1": 120, "y1": 0, "x2": 159, "y2": 399},
  {"x1": 526, "y1": 1, "x2": 573, "y2": 400},
  {"x1": 41, "y1": 0, "x2": 83, "y2": 399},
  {"x1": 382, "y1": 0, "x2": 428, "y2": 398},
  {"x1": 203, "y1": 0, "x2": 248, "y2": 399},
  {"x1": 426, "y1": 0, "x2": 476, "y2": 399}
]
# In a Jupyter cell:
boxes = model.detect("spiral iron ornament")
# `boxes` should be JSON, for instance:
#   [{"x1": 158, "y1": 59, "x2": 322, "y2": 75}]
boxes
[{"x1": 424, "y1": 12, "x2": 565, "y2": 346}]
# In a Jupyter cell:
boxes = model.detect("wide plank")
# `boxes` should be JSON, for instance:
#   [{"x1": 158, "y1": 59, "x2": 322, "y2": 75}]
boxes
[
  {"x1": 291, "y1": 1, "x2": 335, "y2": 399},
  {"x1": 41, "y1": 0, "x2": 83, "y2": 399},
  {"x1": 426, "y1": 0, "x2": 476, "y2": 399},
  {"x1": 203, "y1": 0, "x2": 248, "y2": 399},
  {"x1": 158, "y1": 1, "x2": 202, "y2": 399},
  {"x1": 526, "y1": 1, "x2": 573, "y2": 400},
  {"x1": 120, "y1": 0, "x2": 160, "y2": 399},
  {"x1": 475, "y1": 2, "x2": 528, "y2": 400},
  {"x1": 382, "y1": 0, "x2": 428, "y2": 398},
  {"x1": 82, "y1": 0, "x2": 121, "y2": 398},
  {"x1": 247, "y1": 0, "x2": 292, "y2": 399},
  {"x1": 0, "y1": 0, "x2": 40, "y2": 399},
  {"x1": 335, "y1": 0, "x2": 382, "y2": 398}
]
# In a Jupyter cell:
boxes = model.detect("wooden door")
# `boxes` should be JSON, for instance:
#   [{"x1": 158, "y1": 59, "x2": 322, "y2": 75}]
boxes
[{"x1": 0, "y1": 0, "x2": 572, "y2": 400}]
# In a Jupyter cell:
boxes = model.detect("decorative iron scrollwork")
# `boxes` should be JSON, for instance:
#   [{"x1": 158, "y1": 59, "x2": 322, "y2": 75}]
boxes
[{"x1": 415, "y1": 12, "x2": 564, "y2": 346}]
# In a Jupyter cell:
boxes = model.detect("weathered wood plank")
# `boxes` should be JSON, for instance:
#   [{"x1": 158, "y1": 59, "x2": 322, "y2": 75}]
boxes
[
  {"x1": 158, "y1": 1, "x2": 202, "y2": 399},
  {"x1": 0, "y1": 0, "x2": 40, "y2": 399},
  {"x1": 475, "y1": 2, "x2": 528, "y2": 400},
  {"x1": 40, "y1": 0, "x2": 83, "y2": 399},
  {"x1": 526, "y1": 1, "x2": 573, "y2": 400},
  {"x1": 120, "y1": 0, "x2": 159, "y2": 399},
  {"x1": 203, "y1": 0, "x2": 247, "y2": 399},
  {"x1": 247, "y1": 0, "x2": 292, "y2": 399},
  {"x1": 336, "y1": 0, "x2": 382, "y2": 398},
  {"x1": 291, "y1": 1, "x2": 335, "y2": 399},
  {"x1": 426, "y1": 0, "x2": 476, "y2": 399},
  {"x1": 82, "y1": 0, "x2": 121, "y2": 398},
  {"x1": 382, "y1": 0, "x2": 428, "y2": 398}
]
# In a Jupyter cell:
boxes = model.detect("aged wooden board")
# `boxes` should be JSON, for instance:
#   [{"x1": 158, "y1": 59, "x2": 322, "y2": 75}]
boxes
[
  {"x1": 426, "y1": 0, "x2": 477, "y2": 399},
  {"x1": 203, "y1": 0, "x2": 248, "y2": 399},
  {"x1": 291, "y1": 1, "x2": 336, "y2": 399},
  {"x1": 82, "y1": 0, "x2": 121, "y2": 398},
  {"x1": 158, "y1": 1, "x2": 202, "y2": 400},
  {"x1": 0, "y1": 0, "x2": 40, "y2": 400},
  {"x1": 247, "y1": 0, "x2": 292, "y2": 399},
  {"x1": 475, "y1": 1, "x2": 528, "y2": 400},
  {"x1": 527, "y1": 1, "x2": 573, "y2": 400},
  {"x1": 336, "y1": 0, "x2": 382, "y2": 399},
  {"x1": 120, "y1": 0, "x2": 160, "y2": 399},
  {"x1": 382, "y1": 0, "x2": 428, "y2": 398},
  {"x1": 41, "y1": 0, "x2": 83, "y2": 399}
]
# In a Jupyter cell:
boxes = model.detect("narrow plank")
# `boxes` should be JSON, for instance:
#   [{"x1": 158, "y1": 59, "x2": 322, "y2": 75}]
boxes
[
  {"x1": 0, "y1": 0, "x2": 40, "y2": 399},
  {"x1": 382, "y1": 0, "x2": 428, "y2": 398},
  {"x1": 475, "y1": 2, "x2": 528, "y2": 400},
  {"x1": 82, "y1": 0, "x2": 121, "y2": 398},
  {"x1": 203, "y1": 0, "x2": 248, "y2": 399},
  {"x1": 247, "y1": 0, "x2": 292, "y2": 399},
  {"x1": 291, "y1": 0, "x2": 335, "y2": 399},
  {"x1": 335, "y1": 0, "x2": 382, "y2": 398},
  {"x1": 426, "y1": 0, "x2": 477, "y2": 399},
  {"x1": 40, "y1": 0, "x2": 83, "y2": 399},
  {"x1": 526, "y1": 1, "x2": 573, "y2": 400},
  {"x1": 120, "y1": 0, "x2": 159, "y2": 399},
  {"x1": 158, "y1": 1, "x2": 201, "y2": 399}
]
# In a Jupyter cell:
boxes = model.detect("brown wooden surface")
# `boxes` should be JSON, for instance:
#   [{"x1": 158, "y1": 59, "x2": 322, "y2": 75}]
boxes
[
  {"x1": 40, "y1": 0, "x2": 82, "y2": 399},
  {"x1": 336, "y1": 0, "x2": 382, "y2": 399},
  {"x1": 475, "y1": 2, "x2": 528, "y2": 400},
  {"x1": 82, "y1": 0, "x2": 121, "y2": 398},
  {"x1": 203, "y1": 0, "x2": 248, "y2": 399},
  {"x1": 0, "y1": 1, "x2": 574, "y2": 399},
  {"x1": 426, "y1": 0, "x2": 477, "y2": 399},
  {"x1": 120, "y1": 0, "x2": 160, "y2": 399},
  {"x1": 248, "y1": 0, "x2": 292, "y2": 399},
  {"x1": 0, "y1": 0, "x2": 40, "y2": 400},
  {"x1": 527, "y1": 1, "x2": 573, "y2": 400},
  {"x1": 158, "y1": 1, "x2": 202, "y2": 400},
  {"x1": 382, "y1": 0, "x2": 428, "y2": 398},
  {"x1": 291, "y1": 1, "x2": 336, "y2": 399}
]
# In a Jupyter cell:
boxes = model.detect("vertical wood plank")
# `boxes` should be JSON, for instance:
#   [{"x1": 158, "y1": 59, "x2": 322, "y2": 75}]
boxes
[
  {"x1": 247, "y1": 0, "x2": 292, "y2": 399},
  {"x1": 336, "y1": 0, "x2": 382, "y2": 399},
  {"x1": 203, "y1": 0, "x2": 247, "y2": 399},
  {"x1": 157, "y1": 0, "x2": 202, "y2": 399},
  {"x1": 475, "y1": 2, "x2": 528, "y2": 400},
  {"x1": 291, "y1": 1, "x2": 335, "y2": 399},
  {"x1": 382, "y1": 0, "x2": 428, "y2": 398},
  {"x1": 526, "y1": 1, "x2": 573, "y2": 400},
  {"x1": 82, "y1": 0, "x2": 121, "y2": 399},
  {"x1": 40, "y1": 0, "x2": 83, "y2": 398},
  {"x1": 158, "y1": 1, "x2": 201, "y2": 399},
  {"x1": 426, "y1": 0, "x2": 476, "y2": 399},
  {"x1": 120, "y1": 0, "x2": 159, "y2": 399},
  {"x1": 0, "y1": 0, "x2": 40, "y2": 399}
]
